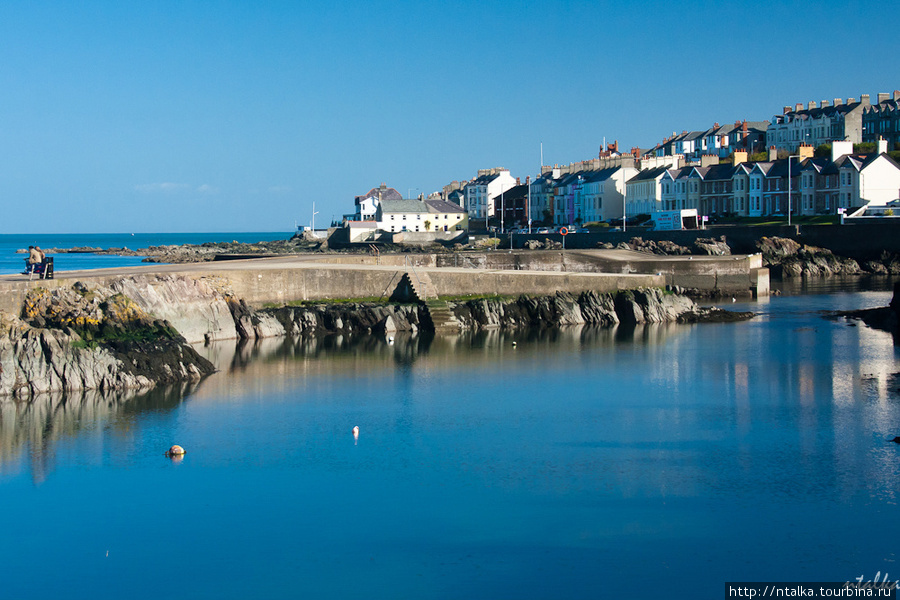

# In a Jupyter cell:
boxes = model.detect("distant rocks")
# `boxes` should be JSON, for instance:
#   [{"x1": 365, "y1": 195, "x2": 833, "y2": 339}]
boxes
[{"x1": 604, "y1": 236, "x2": 731, "y2": 256}]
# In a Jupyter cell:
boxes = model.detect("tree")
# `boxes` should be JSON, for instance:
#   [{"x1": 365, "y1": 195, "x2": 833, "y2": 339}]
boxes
[
  {"x1": 424, "y1": 220, "x2": 431, "y2": 231},
  {"x1": 814, "y1": 144, "x2": 831, "y2": 159}
]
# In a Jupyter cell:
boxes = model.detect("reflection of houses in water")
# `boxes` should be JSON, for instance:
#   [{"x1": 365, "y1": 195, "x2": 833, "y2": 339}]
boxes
[{"x1": 0, "y1": 383, "x2": 197, "y2": 484}]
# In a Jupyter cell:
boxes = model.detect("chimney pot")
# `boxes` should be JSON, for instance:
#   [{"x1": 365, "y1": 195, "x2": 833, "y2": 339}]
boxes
[
  {"x1": 877, "y1": 92, "x2": 889, "y2": 104},
  {"x1": 808, "y1": 101, "x2": 817, "y2": 109},
  {"x1": 834, "y1": 98, "x2": 843, "y2": 106},
  {"x1": 784, "y1": 106, "x2": 791, "y2": 114}
]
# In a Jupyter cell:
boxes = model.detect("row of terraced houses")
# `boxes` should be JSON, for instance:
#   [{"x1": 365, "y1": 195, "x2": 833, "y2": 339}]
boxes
[
  {"x1": 349, "y1": 90, "x2": 900, "y2": 234},
  {"x1": 457, "y1": 90, "x2": 900, "y2": 228}
]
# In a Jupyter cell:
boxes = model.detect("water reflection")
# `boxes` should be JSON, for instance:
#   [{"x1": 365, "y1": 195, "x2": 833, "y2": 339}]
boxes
[
  {"x1": 0, "y1": 382, "x2": 199, "y2": 483},
  {"x1": 190, "y1": 322, "x2": 691, "y2": 395}
]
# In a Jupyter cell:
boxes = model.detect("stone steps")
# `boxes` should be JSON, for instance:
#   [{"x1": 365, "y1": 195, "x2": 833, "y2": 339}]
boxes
[
  {"x1": 424, "y1": 299, "x2": 460, "y2": 332},
  {"x1": 405, "y1": 271, "x2": 438, "y2": 302}
]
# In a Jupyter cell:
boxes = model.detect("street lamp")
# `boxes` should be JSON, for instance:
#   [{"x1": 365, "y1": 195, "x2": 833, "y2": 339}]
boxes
[{"x1": 787, "y1": 154, "x2": 800, "y2": 226}]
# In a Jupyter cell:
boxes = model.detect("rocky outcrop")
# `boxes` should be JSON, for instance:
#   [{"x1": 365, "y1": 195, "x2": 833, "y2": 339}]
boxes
[
  {"x1": 0, "y1": 283, "x2": 214, "y2": 398},
  {"x1": 605, "y1": 236, "x2": 731, "y2": 256},
  {"x1": 756, "y1": 236, "x2": 863, "y2": 278},
  {"x1": 445, "y1": 288, "x2": 751, "y2": 331},
  {"x1": 830, "y1": 281, "x2": 900, "y2": 340}
]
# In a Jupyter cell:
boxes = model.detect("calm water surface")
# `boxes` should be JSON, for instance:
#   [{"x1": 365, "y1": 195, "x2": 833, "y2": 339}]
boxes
[{"x1": 1, "y1": 288, "x2": 899, "y2": 599}]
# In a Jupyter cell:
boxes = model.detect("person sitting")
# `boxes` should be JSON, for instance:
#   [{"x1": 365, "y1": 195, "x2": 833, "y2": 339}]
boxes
[{"x1": 23, "y1": 246, "x2": 41, "y2": 274}]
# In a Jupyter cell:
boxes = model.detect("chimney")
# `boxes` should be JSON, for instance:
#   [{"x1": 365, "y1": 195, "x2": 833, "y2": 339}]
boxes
[
  {"x1": 784, "y1": 106, "x2": 792, "y2": 114},
  {"x1": 795, "y1": 103, "x2": 803, "y2": 112},
  {"x1": 878, "y1": 138, "x2": 888, "y2": 154},
  {"x1": 833, "y1": 98, "x2": 843, "y2": 106},
  {"x1": 714, "y1": 122, "x2": 719, "y2": 128},
  {"x1": 733, "y1": 150, "x2": 748, "y2": 165},
  {"x1": 516, "y1": 177, "x2": 521, "y2": 185},
  {"x1": 848, "y1": 97, "x2": 856, "y2": 104},
  {"x1": 768, "y1": 146, "x2": 778, "y2": 162},
  {"x1": 701, "y1": 155, "x2": 719, "y2": 167},
  {"x1": 831, "y1": 141, "x2": 853, "y2": 162},
  {"x1": 894, "y1": 90, "x2": 900, "y2": 101},
  {"x1": 878, "y1": 92, "x2": 890, "y2": 104},
  {"x1": 798, "y1": 144, "x2": 814, "y2": 160},
  {"x1": 821, "y1": 99, "x2": 830, "y2": 108},
  {"x1": 860, "y1": 94, "x2": 870, "y2": 105},
  {"x1": 808, "y1": 101, "x2": 817, "y2": 110},
  {"x1": 525, "y1": 176, "x2": 530, "y2": 184}
]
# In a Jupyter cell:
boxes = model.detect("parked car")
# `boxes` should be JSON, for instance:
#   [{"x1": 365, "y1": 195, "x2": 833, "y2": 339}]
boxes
[{"x1": 536, "y1": 227, "x2": 551, "y2": 233}]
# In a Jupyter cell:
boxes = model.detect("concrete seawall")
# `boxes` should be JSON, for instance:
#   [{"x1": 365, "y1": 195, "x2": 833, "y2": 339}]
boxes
[
  {"x1": 0, "y1": 249, "x2": 766, "y2": 316},
  {"x1": 0, "y1": 258, "x2": 666, "y2": 315}
]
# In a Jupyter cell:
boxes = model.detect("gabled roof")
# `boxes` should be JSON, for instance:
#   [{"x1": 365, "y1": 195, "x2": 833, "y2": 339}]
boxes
[
  {"x1": 749, "y1": 162, "x2": 775, "y2": 176},
  {"x1": 662, "y1": 167, "x2": 692, "y2": 181},
  {"x1": 701, "y1": 164, "x2": 738, "y2": 182},
  {"x1": 424, "y1": 199, "x2": 467, "y2": 214},
  {"x1": 355, "y1": 185, "x2": 402, "y2": 205},
  {"x1": 627, "y1": 166, "x2": 670, "y2": 184},
  {"x1": 732, "y1": 163, "x2": 754, "y2": 176}
]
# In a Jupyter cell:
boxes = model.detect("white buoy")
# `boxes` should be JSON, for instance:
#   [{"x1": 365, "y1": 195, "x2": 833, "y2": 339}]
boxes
[{"x1": 352, "y1": 425, "x2": 359, "y2": 439}]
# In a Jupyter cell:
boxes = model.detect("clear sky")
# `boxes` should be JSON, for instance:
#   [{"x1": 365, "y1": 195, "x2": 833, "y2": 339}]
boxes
[{"x1": 1, "y1": 0, "x2": 896, "y2": 233}]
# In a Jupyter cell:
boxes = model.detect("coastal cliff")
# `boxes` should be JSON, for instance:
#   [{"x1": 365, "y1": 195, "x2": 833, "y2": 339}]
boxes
[{"x1": 0, "y1": 282, "x2": 214, "y2": 398}]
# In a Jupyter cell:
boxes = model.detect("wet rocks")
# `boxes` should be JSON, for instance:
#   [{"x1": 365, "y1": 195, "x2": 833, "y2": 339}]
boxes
[{"x1": 757, "y1": 236, "x2": 862, "y2": 278}]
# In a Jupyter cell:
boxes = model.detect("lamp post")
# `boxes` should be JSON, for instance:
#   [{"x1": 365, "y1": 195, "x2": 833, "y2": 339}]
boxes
[{"x1": 787, "y1": 154, "x2": 800, "y2": 226}]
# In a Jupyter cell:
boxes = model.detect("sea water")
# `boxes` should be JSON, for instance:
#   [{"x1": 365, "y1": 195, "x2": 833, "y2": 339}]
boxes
[
  {"x1": 0, "y1": 287, "x2": 898, "y2": 599},
  {"x1": 0, "y1": 232, "x2": 294, "y2": 275}
]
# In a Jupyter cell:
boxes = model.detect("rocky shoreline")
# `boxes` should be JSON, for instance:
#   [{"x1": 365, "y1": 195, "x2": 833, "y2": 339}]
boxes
[
  {"x1": 0, "y1": 275, "x2": 751, "y2": 397},
  {"x1": 827, "y1": 282, "x2": 900, "y2": 341}
]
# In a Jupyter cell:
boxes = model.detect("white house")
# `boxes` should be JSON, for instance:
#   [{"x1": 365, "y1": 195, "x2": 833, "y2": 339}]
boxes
[
  {"x1": 376, "y1": 199, "x2": 467, "y2": 234},
  {"x1": 463, "y1": 169, "x2": 516, "y2": 220},
  {"x1": 625, "y1": 166, "x2": 670, "y2": 216},
  {"x1": 354, "y1": 183, "x2": 403, "y2": 220},
  {"x1": 575, "y1": 166, "x2": 636, "y2": 224}
]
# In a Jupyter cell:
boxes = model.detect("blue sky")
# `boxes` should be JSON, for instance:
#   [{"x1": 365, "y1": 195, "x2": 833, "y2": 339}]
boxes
[{"x1": 0, "y1": 0, "x2": 895, "y2": 233}]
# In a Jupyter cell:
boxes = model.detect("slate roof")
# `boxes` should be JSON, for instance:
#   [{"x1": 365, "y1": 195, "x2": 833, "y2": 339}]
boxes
[
  {"x1": 379, "y1": 199, "x2": 429, "y2": 213},
  {"x1": 355, "y1": 186, "x2": 402, "y2": 205},
  {"x1": 701, "y1": 164, "x2": 738, "y2": 182},
  {"x1": 581, "y1": 167, "x2": 623, "y2": 184},
  {"x1": 424, "y1": 199, "x2": 467, "y2": 214},
  {"x1": 775, "y1": 101, "x2": 864, "y2": 124},
  {"x1": 627, "y1": 166, "x2": 670, "y2": 184}
]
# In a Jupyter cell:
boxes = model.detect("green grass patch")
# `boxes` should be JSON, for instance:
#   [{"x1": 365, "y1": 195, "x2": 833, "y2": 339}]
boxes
[{"x1": 438, "y1": 293, "x2": 521, "y2": 302}]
